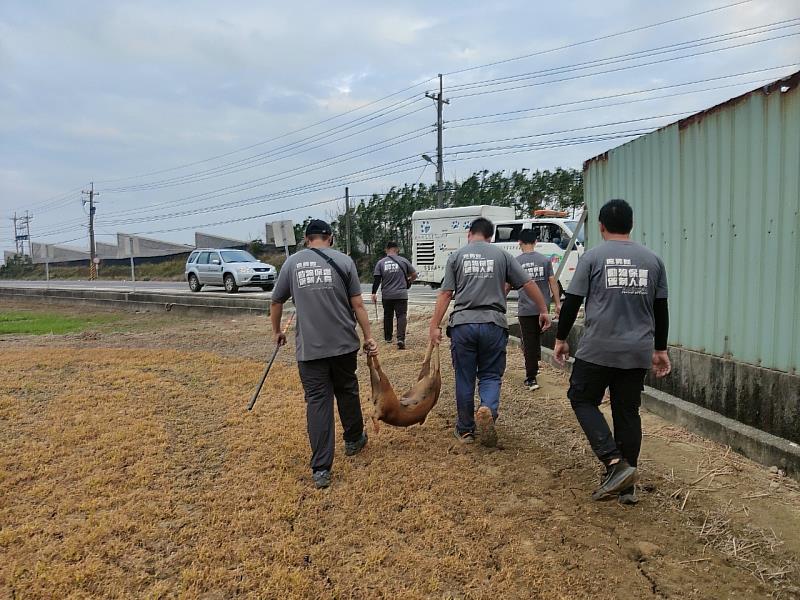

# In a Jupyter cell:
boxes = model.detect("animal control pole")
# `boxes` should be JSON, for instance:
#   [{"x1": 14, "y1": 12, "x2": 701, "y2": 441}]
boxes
[
  {"x1": 425, "y1": 74, "x2": 449, "y2": 209},
  {"x1": 554, "y1": 206, "x2": 588, "y2": 284},
  {"x1": 247, "y1": 312, "x2": 296, "y2": 411}
]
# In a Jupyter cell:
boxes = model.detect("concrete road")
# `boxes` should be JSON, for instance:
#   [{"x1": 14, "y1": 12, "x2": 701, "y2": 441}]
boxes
[{"x1": 0, "y1": 279, "x2": 484, "y2": 305}]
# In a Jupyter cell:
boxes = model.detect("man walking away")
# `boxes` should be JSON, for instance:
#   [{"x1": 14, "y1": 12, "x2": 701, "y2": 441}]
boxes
[
  {"x1": 429, "y1": 218, "x2": 551, "y2": 447},
  {"x1": 272, "y1": 219, "x2": 378, "y2": 490},
  {"x1": 371, "y1": 241, "x2": 417, "y2": 349},
  {"x1": 514, "y1": 228, "x2": 561, "y2": 391},
  {"x1": 554, "y1": 199, "x2": 671, "y2": 504}
]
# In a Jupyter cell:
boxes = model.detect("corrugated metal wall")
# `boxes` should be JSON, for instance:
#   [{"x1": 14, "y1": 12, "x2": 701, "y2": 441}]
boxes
[{"x1": 583, "y1": 73, "x2": 800, "y2": 374}]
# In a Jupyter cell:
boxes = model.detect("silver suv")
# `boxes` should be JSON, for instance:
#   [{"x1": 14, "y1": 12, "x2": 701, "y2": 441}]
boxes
[{"x1": 185, "y1": 248, "x2": 277, "y2": 293}]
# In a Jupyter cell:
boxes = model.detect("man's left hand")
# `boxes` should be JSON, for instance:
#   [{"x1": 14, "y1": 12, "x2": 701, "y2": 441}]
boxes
[
  {"x1": 553, "y1": 339, "x2": 570, "y2": 366},
  {"x1": 652, "y1": 351, "x2": 671, "y2": 378},
  {"x1": 539, "y1": 312, "x2": 552, "y2": 332}
]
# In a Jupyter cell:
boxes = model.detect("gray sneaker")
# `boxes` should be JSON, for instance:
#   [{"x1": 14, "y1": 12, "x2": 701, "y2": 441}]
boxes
[
  {"x1": 312, "y1": 470, "x2": 331, "y2": 489},
  {"x1": 344, "y1": 432, "x2": 368, "y2": 456},
  {"x1": 592, "y1": 460, "x2": 638, "y2": 501},
  {"x1": 618, "y1": 485, "x2": 639, "y2": 505}
]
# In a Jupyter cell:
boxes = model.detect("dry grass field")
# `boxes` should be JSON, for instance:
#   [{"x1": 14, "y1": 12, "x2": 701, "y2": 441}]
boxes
[{"x1": 1, "y1": 301, "x2": 799, "y2": 599}]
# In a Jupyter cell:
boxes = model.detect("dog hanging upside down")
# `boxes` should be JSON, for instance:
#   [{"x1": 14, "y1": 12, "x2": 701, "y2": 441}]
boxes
[{"x1": 367, "y1": 341, "x2": 441, "y2": 431}]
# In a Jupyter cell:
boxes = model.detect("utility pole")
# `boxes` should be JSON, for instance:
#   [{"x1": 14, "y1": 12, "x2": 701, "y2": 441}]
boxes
[
  {"x1": 12, "y1": 211, "x2": 33, "y2": 257},
  {"x1": 82, "y1": 182, "x2": 99, "y2": 280},
  {"x1": 344, "y1": 186, "x2": 351, "y2": 255},
  {"x1": 425, "y1": 74, "x2": 449, "y2": 209},
  {"x1": 12, "y1": 213, "x2": 19, "y2": 256}
]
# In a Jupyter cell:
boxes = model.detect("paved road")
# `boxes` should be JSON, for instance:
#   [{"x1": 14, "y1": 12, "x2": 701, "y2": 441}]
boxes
[{"x1": 0, "y1": 279, "x2": 495, "y2": 305}]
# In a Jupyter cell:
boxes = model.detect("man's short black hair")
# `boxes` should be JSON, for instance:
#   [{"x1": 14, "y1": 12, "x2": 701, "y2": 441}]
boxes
[
  {"x1": 385, "y1": 241, "x2": 399, "y2": 250},
  {"x1": 519, "y1": 229, "x2": 537, "y2": 245},
  {"x1": 469, "y1": 217, "x2": 495, "y2": 239},
  {"x1": 598, "y1": 199, "x2": 633, "y2": 234}
]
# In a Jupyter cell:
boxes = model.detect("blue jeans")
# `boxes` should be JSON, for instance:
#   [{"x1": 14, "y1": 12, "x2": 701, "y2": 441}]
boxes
[{"x1": 450, "y1": 323, "x2": 508, "y2": 434}]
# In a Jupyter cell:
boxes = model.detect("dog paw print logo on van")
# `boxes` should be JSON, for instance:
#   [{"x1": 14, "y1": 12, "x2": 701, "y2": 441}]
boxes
[{"x1": 420, "y1": 220, "x2": 431, "y2": 234}]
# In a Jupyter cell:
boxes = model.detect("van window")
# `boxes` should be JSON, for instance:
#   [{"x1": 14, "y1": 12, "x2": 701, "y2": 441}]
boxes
[
  {"x1": 187, "y1": 251, "x2": 199, "y2": 264},
  {"x1": 532, "y1": 224, "x2": 567, "y2": 245},
  {"x1": 494, "y1": 223, "x2": 523, "y2": 243},
  {"x1": 197, "y1": 251, "x2": 211, "y2": 265}
]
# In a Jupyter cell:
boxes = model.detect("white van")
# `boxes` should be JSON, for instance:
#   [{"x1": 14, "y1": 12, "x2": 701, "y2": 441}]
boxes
[{"x1": 412, "y1": 205, "x2": 584, "y2": 291}]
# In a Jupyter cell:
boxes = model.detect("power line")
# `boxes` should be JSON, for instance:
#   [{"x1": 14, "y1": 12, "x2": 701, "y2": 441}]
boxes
[
  {"x1": 447, "y1": 64, "x2": 797, "y2": 125},
  {"x1": 444, "y1": 0, "x2": 755, "y2": 75},
  {"x1": 103, "y1": 97, "x2": 429, "y2": 192},
  {"x1": 448, "y1": 28, "x2": 800, "y2": 100},
  {"x1": 447, "y1": 75, "x2": 789, "y2": 130},
  {"x1": 447, "y1": 18, "x2": 799, "y2": 93},
  {"x1": 95, "y1": 79, "x2": 437, "y2": 185},
  {"x1": 94, "y1": 127, "x2": 433, "y2": 222}
]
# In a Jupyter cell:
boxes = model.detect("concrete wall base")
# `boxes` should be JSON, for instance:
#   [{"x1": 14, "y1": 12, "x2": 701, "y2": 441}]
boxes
[
  {"x1": 527, "y1": 340, "x2": 800, "y2": 479},
  {"x1": 509, "y1": 320, "x2": 800, "y2": 444}
]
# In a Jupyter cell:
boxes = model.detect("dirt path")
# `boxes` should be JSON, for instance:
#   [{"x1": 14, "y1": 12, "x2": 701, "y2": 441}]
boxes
[{"x1": 1, "y1": 303, "x2": 798, "y2": 598}]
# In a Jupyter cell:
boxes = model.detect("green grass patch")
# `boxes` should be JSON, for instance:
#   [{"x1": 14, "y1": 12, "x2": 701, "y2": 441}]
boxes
[{"x1": 0, "y1": 311, "x2": 119, "y2": 335}]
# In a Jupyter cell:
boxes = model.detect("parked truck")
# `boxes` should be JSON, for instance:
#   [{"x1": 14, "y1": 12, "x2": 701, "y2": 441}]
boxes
[{"x1": 411, "y1": 205, "x2": 584, "y2": 292}]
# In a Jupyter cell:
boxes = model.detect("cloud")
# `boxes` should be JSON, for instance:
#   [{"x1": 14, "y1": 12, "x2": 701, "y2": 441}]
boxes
[{"x1": 1, "y1": 0, "x2": 798, "y2": 246}]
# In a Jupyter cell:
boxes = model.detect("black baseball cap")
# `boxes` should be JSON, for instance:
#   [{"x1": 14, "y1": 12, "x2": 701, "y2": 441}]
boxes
[
  {"x1": 519, "y1": 229, "x2": 538, "y2": 244},
  {"x1": 305, "y1": 219, "x2": 332, "y2": 236}
]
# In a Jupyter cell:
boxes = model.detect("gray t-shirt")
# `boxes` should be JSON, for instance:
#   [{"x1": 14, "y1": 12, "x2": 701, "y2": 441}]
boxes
[
  {"x1": 272, "y1": 247, "x2": 362, "y2": 362},
  {"x1": 516, "y1": 251, "x2": 553, "y2": 317},
  {"x1": 373, "y1": 254, "x2": 416, "y2": 300},
  {"x1": 567, "y1": 240, "x2": 668, "y2": 370},
  {"x1": 442, "y1": 241, "x2": 530, "y2": 329}
]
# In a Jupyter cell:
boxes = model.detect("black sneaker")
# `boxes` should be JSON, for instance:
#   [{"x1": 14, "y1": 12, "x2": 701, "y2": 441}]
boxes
[
  {"x1": 312, "y1": 470, "x2": 331, "y2": 489},
  {"x1": 592, "y1": 460, "x2": 638, "y2": 501},
  {"x1": 344, "y1": 432, "x2": 368, "y2": 456},
  {"x1": 525, "y1": 378, "x2": 540, "y2": 391},
  {"x1": 618, "y1": 485, "x2": 639, "y2": 505},
  {"x1": 384, "y1": 338, "x2": 393, "y2": 344},
  {"x1": 397, "y1": 341, "x2": 406, "y2": 350},
  {"x1": 453, "y1": 427, "x2": 475, "y2": 444}
]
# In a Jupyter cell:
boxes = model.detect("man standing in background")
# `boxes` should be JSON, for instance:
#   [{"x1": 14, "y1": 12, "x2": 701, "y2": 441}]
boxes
[
  {"x1": 272, "y1": 219, "x2": 378, "y2": 490},
  {"x1": 554, "y1": 199, "x2": 670, "y2": 505},
  {"x1": 429, "y1": 218, "x2": 551, "y2": 447},
  {"x1": 372, "y1": 241, "x2": 417, "y2": 350},
  {"x1": 514, "y1": 228, "x2": 561, "y2": 391}
]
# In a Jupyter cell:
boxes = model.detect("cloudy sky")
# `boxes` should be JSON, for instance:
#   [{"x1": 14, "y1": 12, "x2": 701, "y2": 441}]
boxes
[{"x1": 1, "y1": 0, "x2": 798, "y2": 252}]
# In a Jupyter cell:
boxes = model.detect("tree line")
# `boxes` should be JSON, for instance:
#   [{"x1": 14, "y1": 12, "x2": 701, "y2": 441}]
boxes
[{"x1": 294, "y1": 167, "x2": 582, "y2": 274}]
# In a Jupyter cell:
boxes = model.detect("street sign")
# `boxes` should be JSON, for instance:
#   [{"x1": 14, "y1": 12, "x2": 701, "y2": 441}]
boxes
[
  {"x1": 266, "y1": 219, "x2": 295, "y2": 258},
  {"x1": 93, "y1": 257, "x2": 101, "y2": 264},
  {"x1": 266, "y1": 220, "x2": 295, "y2": 246}
]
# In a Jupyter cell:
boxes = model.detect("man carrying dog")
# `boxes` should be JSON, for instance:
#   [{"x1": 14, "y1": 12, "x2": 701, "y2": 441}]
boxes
[
  {"x1": 271, "y1": 219, "x2": 378, "y2": 489},
  {"x1": 554, "y1": 199, "x2": 671, "y2": 504},
  {"x1": 372, "y1": 241, "x2": 417, "y2": 350},
  {"x1": 429, "y1": 217, "x2": 551, "y2": 447}
]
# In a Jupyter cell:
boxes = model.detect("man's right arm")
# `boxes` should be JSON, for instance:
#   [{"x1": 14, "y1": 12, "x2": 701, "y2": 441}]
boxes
[
  {"x1": 270, "y1": 268, "x2": 292, "y2": 346},
  {"x1": 429, "y1": 290, "x2": 453, "y2": 345}
]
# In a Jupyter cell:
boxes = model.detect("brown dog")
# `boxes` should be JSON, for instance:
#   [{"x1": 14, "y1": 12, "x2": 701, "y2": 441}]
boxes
[{"x1": 367, "y1": 342, "x2": 441, "y2": 432}]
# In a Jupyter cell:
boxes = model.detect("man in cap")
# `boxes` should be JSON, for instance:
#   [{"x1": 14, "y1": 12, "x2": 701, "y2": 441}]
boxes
[
  {"x1": 513, "y1": 228, "x2": 561, "y2": 391},
  {"x1": 371, "y1": 241, "x2": 417, "y2": 349},
  {"x1": 271, "y1": 219, "x2": 378, "y2": 489},
  {"x1": 428, "y1": 217, "x2": 551, "y2": 447},
  {"x1": 554, "y1": 199, "x2": 671, "y2": 504}
]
